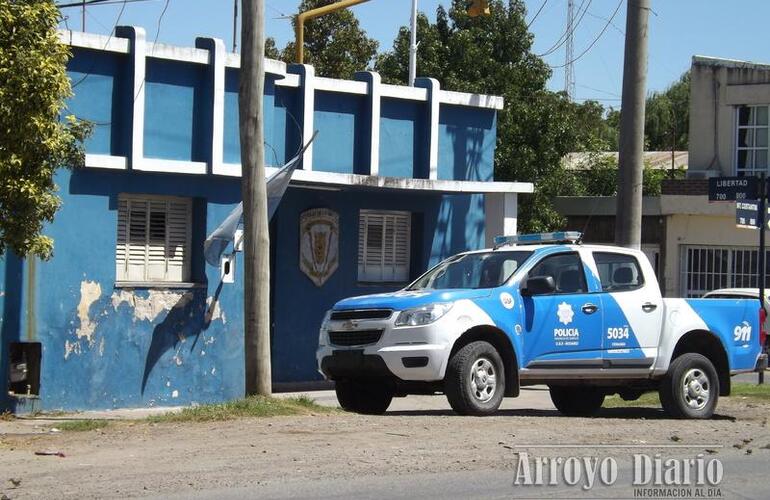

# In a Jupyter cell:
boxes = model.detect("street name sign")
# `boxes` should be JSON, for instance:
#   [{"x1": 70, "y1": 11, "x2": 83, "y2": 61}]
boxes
[
  {"x1": 735, "y1": 199, "x2": 770, "y2": 229},
  {"x1": 709, "y1": 176, "x2": 759, "y2": 202}
]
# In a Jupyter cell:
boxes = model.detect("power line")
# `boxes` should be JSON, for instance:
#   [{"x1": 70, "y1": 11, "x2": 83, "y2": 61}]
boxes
[
  {"x1": 526, "y1": 0, "x2": 548, "y2": 29},
  {"x1": 57, "y1": 0, "x2": 156, "y2": 8},
  {"x1": 549, "y1": 0, "x2": 623, "y2": 70},
  {"x1": 70, "y1": 0, "x2": 128, "y2": 90},
  {"x1": 536, "y1": 0, "x2": 591, "y2": 58}
]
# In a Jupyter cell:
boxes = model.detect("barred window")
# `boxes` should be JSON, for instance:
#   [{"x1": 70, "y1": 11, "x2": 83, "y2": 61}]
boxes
[
  {"x1": 680, "y1": 245, "x2": 770, "y2": 297},
  {"x1": 358, "y1": 210, "x2": 411, "y2": 282},
  {"x1": 116, "y1": 195, "x2": 191, "y2": 283}
]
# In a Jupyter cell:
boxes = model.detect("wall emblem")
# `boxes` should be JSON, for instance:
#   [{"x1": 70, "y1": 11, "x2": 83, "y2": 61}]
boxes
[{"x1": 300, "y1": 208, "x2": 339, "y2": 287}]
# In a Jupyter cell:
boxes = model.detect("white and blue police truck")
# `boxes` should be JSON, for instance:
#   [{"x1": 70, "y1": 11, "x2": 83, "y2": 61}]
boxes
[{"x1": 316, "y1": 232, "x2": 767, "y2": 419}]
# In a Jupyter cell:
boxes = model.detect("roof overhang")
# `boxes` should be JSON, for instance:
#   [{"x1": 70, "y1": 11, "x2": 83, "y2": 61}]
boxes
[{"x1": 266, "y1": 167, "x2": 534, "y2": 194}]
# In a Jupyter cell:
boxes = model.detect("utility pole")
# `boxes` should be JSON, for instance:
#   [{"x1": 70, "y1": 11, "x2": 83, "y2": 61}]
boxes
[
  {"x1": 240, "y1": 0, "x2": 272, "y2": 396},
  {"x1": 615, "y1": 0, "x2": 649, "y2": 249},
  {"x1": 81, "y1": 0, "x2": 86, "y2": 31},
  {"x1": 408, "y1": 0, "x2": 418, "y2": 86},
  {"x1": 233, "y1": 0, "x2": 239, "y2": 53}
]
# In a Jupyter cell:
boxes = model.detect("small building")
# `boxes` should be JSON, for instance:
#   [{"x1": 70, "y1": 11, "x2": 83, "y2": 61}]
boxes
[
  {"x1": 557, "y1": 55, "x2": 770, "y2": 299},
  {"x1": 0, "y1": 27, "x2": 532, "y2": 412}
]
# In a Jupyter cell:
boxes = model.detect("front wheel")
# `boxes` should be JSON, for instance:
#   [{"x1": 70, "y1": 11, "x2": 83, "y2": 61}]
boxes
[
  {"x1": 549, "y1": 386, "x2": 605, "y2": 416},
  {"x1": 445, "y1": 341, "x2": 505, "y2": 416},
  {"x1": 335, "y1": 380, "x2": 393, "y2": 415},
  {"x1": 659, "y1": 353, "x2": 719, "y2": 419}
]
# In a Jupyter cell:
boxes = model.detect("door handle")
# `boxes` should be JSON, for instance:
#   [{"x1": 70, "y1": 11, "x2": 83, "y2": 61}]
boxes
[
  {"x1": 582, "y1": 303, "x2": 598, "y2": 314},
  {"x1": 642, "y1": 302, "x2": 658, "y2": 312}
]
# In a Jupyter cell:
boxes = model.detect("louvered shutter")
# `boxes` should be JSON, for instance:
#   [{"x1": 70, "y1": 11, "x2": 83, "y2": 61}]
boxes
[
  {"x1": 358, "y1": 210, "x2": 411, "y2": 282},
  {"x1": 116, "y1": 195, "x2": 191, "y2": 283}
]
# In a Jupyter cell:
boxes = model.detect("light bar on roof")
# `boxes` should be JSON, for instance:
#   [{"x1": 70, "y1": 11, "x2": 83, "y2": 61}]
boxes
[{"x1": 494, "y1": 231, "x2": 583, "y2": 248}]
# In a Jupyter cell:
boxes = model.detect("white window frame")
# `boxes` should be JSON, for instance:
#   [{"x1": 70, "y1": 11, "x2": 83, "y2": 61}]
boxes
[
  {"x1": 357, "y1": 209, "x2": 411, "y2": 283},
  {"x1": 116, "y1": 194, "x2": 192, "y2": 284},
  {"x1": 679, "y1": 245, "x2": 770, "y2": 297},
  {"x1": 735, "y1": 104, "x2": 770, "y2": 176}
]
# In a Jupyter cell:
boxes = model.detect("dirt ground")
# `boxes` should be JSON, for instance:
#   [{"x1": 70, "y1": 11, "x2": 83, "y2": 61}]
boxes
[{"x1": 1, "y1": 391, "x2": 769, "y2": 499}]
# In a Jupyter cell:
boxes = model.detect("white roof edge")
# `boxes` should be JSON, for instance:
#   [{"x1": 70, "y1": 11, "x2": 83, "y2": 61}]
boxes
[
  {"x1": 264, "y1": 168, "x2": 533, "y2": 193},
  {"x1": 58, "y1": 30, "x2": 129, "y2": 53},
  {"x1": 438, "y1": 89, "x2": 504, "y2": 110},
  {"x1": 693, "y1": 55, "x2": 770, "y2": 71},
  {"x1": 60, "y1": 29, "x2": 505, "y2": 110}
]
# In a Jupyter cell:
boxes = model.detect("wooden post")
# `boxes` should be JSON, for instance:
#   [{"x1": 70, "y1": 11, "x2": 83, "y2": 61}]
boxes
[{"x1": 240, "y1": 0, "x2": 271, "y2": 396}]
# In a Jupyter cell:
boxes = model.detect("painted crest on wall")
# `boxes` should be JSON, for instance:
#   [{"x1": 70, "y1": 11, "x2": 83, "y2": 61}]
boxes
[{"x1": 299, "y1": 208, "x2": 339, "y2": 287}]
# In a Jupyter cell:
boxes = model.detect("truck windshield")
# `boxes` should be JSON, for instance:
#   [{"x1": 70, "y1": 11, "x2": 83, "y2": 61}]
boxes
[{"x1": 408, "y1": 251, "x2": 533, "y2": 290}]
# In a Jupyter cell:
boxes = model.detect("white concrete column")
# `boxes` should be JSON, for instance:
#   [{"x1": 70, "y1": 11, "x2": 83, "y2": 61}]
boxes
[
  {"x1": 415, "y1": 77, "x2": 440, "y2": 180},
  {"x1": 485, "y1": 192, "x2": 518, "y2": 247},
  {"x1": 195, "y1": 37, "x2": 226, "y2": 176},
  {"x1": 354, "y1": 71, "x2": 381, "y2": 176},
  {"x1": 288, "y1": 64, "x2": 315, "y2": 171},
  {"x1": 115, "y1": 26, "x2": 146, "y2": 170}
]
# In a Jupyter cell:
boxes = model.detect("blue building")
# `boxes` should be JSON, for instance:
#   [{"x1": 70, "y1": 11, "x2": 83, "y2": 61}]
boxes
[{"x1": 0, "y1": 27, "x2": 532, "y2": 412}]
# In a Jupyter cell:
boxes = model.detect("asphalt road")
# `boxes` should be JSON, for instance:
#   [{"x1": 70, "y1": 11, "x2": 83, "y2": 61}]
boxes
[{"x1": 161, "y1": 453, "x2": 764, "y2": 500}]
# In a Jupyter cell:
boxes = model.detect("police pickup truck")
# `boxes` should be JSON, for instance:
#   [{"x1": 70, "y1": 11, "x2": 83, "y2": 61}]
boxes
[{"x1": 317, "y1": 232, "x2": 767, "y2": 419}]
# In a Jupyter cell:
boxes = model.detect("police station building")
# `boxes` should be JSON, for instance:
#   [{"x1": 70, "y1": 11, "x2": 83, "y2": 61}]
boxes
[{"x1": 0, "y1": 27, "x2": 532, "y2": 412}]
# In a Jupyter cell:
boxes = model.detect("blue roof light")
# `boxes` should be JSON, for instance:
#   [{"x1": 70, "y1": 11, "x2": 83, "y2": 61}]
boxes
[{"x1": 494, "y1": 231, "x2": 583, "y2": 248}]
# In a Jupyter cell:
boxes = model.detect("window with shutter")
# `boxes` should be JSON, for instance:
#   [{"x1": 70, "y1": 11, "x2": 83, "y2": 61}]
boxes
[
  {"x1": 357, "y1": 210, "x2": 411, "y2": 282},
  {"x1": 116, "y1": 195, "x2": 192, "y2": 283}
]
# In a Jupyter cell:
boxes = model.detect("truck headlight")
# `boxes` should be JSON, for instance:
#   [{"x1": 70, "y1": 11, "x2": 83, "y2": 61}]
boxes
[
  {"x1": 318, "y1": 310, "x2": 332, "y2": 346},
  {"x1": 395, "y1": 303, "x2": 453, "y2": 327}
]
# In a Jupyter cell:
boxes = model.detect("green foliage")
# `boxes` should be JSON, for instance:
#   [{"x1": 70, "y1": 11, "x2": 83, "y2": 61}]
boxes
[
  {"x1": 278, "y1": 0, "x2": 378, "y2": 79},
  {"x1": 644, "y1": 72, "x2": 689, "y2": 151},
  {"x1": 56, "y1": 419, "x2": 110, "y2": 432},
  {"x1": 0, "y1": 0, "x2": 90, "y2": 259},
  {"x1": 146, "y1": 395, "x2": 336, "y2": 423},
  {"x1": 377, "y1": 0, "x2": 614, "y2": 232}
]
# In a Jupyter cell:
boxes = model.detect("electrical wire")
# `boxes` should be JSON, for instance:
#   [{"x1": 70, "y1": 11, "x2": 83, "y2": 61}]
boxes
[
  {"x1": 57, "y1": 0, "x2": 155, "y2": 8},
  {"x1": 536, "y1": 0, "x2": 591, "y2": 58},
  {"x1": 549, "y1": 0, "x2": 623, "y2": 70},
  {"x1": 526, "y1": 0, "x2": 548, "y2": 29},
  {"x1": 69, "y1": 0, "x2": 128, "y2": 90}
]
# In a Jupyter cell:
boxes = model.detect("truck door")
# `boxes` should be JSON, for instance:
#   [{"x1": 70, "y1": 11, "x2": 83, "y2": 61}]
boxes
[
  {"x1": 519, "y1": 252, "x2": 604, "y2": 369},
  {"x1": 591, "y1": 251, "x2": 664, "y2": 368}
]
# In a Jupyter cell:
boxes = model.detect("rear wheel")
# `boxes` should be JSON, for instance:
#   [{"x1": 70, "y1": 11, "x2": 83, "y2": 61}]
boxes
[
  {"x1": 335, "y1": 380, "x2": 393, "y2": 415},
  {"x1": 549, "y1": 386, "x2": 605, "y2": 416},
  {"x1": 445, "y1": 341, "x2": 505, "y2": 416},
  {"x1": 659, "y1": 353, "x2": 719, "y2": 419}
]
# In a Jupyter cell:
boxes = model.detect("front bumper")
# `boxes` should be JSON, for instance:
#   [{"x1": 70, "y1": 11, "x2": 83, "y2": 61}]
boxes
[{"x1": 316, "y1": 313, "x2": 457, "y2": 382}]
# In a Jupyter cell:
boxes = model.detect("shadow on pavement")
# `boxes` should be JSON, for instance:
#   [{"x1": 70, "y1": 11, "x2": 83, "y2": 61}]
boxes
[{"x1": 384, "y1": 407, "x2": 737, "y2": 420}]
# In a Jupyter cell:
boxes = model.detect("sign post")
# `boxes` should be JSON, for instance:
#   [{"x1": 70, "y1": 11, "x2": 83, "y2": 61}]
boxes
[{"x1": 710, "y1": 174, "x2": 767, "y2": 384}]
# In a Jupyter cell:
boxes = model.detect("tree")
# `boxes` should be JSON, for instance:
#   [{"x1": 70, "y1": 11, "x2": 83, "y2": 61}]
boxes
[
  {"x1": 0, "y1": 0, "x2": 90, "y2": 259},
  {"x1": 265, "y1": 37, "x2": 281, "y2": 59},
  {"x1": 377, "y1": 0, "x2": 611, "y2": 231},
  {"x1": 644, "y1": 71, "x2": 689, "y2": 151},
  {"x1": 280, "y1": 0, "x2": 378, "y2": 79}
]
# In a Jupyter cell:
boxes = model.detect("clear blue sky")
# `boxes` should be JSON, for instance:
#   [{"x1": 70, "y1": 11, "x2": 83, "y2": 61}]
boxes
[{"x1": 58, "y1": 0, "x2": 770, "y2": 106}]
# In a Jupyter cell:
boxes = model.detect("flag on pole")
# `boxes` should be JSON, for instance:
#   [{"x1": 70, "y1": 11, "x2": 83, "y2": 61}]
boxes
[{"x1": 203, "y1": 133, "x2": 317, "y2": 267}]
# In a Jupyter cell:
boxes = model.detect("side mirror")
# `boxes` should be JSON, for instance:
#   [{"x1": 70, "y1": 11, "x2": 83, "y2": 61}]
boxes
[{"x1": 521, "y1": 275, "x2": 556, "y2": 296}]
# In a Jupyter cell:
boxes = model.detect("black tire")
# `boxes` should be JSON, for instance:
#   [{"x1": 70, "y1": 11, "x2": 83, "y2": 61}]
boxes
[
  {"x1": 549, "y1": 386, "x2": 605, "y2": 416},
  {"x1": 335, "y1": 379, "x2": 393, "y2": 415},
  {"x1": 445, "y1": 341, "x2": 506, "y2": 416},
  {"x1": 659, "y1": 353, "x2": 719, "y2": 419}
]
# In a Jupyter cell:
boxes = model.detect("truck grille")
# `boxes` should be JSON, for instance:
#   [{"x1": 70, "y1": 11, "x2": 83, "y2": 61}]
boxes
[
  {"x1": 330, "y1": 309, "x2": 393, "y2": 321},
  {"x1": 328, "y1": 329, "x2": 384, "y2": 346}
]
